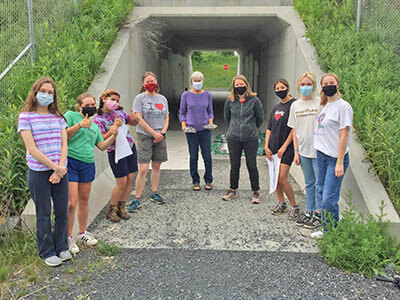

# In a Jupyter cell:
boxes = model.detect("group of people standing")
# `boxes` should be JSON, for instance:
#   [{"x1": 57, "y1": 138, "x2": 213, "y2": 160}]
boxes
[{"x1": 17, "y1": 69, "x2": 352, "y2": 266}]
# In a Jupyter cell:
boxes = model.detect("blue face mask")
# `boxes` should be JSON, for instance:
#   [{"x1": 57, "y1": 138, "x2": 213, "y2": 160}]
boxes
[
  {"x1": 36, "y1": 92, "x2": 54, "y2": 106},
  {"x1": 192, "y1": 81, "x2": 203, "y2": 91},
  {"x1": 300, "y1": 85, "x2": 313, "y2": 97}
]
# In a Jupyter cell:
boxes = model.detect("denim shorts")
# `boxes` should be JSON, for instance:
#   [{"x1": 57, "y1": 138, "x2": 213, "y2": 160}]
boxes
[
  {"x1": 107, "y1": 145, "x2": 138, "y2": 178},
  {"x1": 67, "y1": 157, "x2": 96, "y2": 183}
]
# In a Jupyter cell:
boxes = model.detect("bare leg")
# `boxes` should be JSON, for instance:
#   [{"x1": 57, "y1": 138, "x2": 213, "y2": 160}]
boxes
[
  {"x1": 121, "y1": 172, "x2": 135, "y2": 202},
  {"x1": 77, "y1": 182, "x2": 93, "y2": 233},
  {"x1": 150, "y1": 161, "x2": 161, "y2": 193},
  {"x1": 278, "y1": 164, "x2": 296, "y2": 206},
  {"x1": 67, "y1": 182, "x2": 79, "y2": 237},
  {"x1": 135, "y1": 163, "x2": 149, "y2": 198},
  {"x1": 110, "y1": 177, "x2": 127, "y2": 206}
]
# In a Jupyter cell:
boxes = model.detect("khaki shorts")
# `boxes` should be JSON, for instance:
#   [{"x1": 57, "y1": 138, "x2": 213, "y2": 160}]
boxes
[{"x1": 136, "y1": 132, "x2": 168, "y2": 164}]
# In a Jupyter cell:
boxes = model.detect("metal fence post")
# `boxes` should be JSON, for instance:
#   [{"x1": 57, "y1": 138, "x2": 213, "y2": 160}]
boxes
[
  {"x1": 356, "y1": 0, "x2": 362, "y2": 31},
  {"x1": 27, "y1": 0, "x2": 36, "y2": 63}
]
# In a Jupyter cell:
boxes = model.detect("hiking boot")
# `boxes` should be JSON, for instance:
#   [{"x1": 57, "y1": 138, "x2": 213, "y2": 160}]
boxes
[
  {"x1": 150, "y1": 193, "x2": 165, "y2": 204},
  {"x1": 117, "y1": 202, "x2": 130, "y2": 220},
  {"x1": 288, "y1": 207, "x2": 301, "y2": 221},
  {"x1": 128, "y1": 199, "x2": 142, "y2": 212},
  {"x1": 107, "y1": 204, "x2": 121, "y2": 223},
  {"x1": 271, "y1": 203, "x2": 288, "y2": 215},
  {"x1": 304, "y1": 215, "x2": 322, "y2": 229},
  {"x1": 222, "y1": 189, "x2": 237, "y2": 201},
  {"x1": 251, "y1": 191, "x2": 260, "y2": 204},
  {"x1": 77, "y1": 231, "x2": 98, "y2": 246},
  {"x1": 295, "y1": 212, "x2": 312, "y2": 227},
  {"x1": 68, "y1": 236, "x2": 80, "y2": 254}
]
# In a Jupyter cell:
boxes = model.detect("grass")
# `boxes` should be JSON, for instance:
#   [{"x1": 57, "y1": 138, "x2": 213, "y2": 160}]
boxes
[
  {"x1": 191, "y1": 50, "x2": 239, "y2": 90},
  {"x1": 295, "y1": 0, "x2": 400, "y2": 214}
]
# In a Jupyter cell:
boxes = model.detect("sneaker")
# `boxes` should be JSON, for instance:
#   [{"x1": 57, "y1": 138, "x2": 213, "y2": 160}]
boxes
[
  {"x1": 304, "y1": 215, "x2": 322, "y2": 229},
  {"x1": 77, "y1": 231, "x2": 98, "y2": 246},
  {"x1": 150, "y1": 193, "x2": 165, "y2": 204},
  {"x1": 271, "y1": 203, "x2": 288, "y2": 215},
  {"x1": 68, "y1": 236, "x2": 80, "y2": 254},
  {"x1": 311, "y1": 230, "x2": 324, "y2": 239},
  {"x1": 251, "y1": 191, "x2": 260, "y2": 204},
  {"x1": 44, "y1": 255, "x2": 62, "y2": 267},
  {"x1": 222, "y1": 189, "x2": 237, "y2": 201},
  {"x1": 295, "y1": 212, "x2": 312, "y2": 227},
  {"x1": 288, "y1": 207, "x2": 301, "y2": 221},
  {"x1": 58, "y1": 250, "x2": 72, "y2": 262},
  {"x1": 128, "y1": 199, "x2": 142, "y2": 212}
]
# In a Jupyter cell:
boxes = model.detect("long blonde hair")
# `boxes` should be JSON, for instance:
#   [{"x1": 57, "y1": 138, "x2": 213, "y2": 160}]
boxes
[
  {"x1": 228, "y1": 75, "x2": 257, "y2": 102},
  {"x1": 297, "y1": 72, "x2": 317, "y2": 97},
  {"x1": 320, "y1": 73, "x2": 341, "y2": 106},
  {"x1": 20, "y1": 76, "x2": 64, "y2": 118},
  {"x1": 139, "y1": 71, "x2": 160, "y2": 93}
]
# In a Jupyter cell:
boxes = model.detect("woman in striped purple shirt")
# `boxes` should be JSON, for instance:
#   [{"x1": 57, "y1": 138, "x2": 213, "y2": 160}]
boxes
[{"x1": 18, "y1": 76, "x2": 71, "y2": 267}]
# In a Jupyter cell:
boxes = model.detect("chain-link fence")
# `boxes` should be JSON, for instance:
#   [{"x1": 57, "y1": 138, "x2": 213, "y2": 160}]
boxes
[
  {"x1": 0, "y1": 0, "x2": 79, "y2": 100},
  {"x1": 355, "y1": 0, "x2": 400, "y2": 53}
]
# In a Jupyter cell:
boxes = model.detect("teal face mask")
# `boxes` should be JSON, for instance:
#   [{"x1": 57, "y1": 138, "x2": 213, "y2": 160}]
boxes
[{"x1": 300, "y1": 85, "x2": 313, "y2": 97}]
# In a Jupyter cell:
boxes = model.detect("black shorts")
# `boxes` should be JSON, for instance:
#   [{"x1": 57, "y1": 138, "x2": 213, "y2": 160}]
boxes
[
  {"x1": 107, "y1": 145, "x2": 138, "y2": 178},
  {"x1": 274, "y1": 148, "x2": 294, "y2": 166}
]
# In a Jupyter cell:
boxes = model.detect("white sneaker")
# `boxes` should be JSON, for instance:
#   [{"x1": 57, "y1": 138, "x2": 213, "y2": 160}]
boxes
[
  {"x1": 58, "y1": 250, "x2": 72, "y2": 261},
  {"x1": 44, "y1": 255, "x2": 62, "y2": 267},
  {"x1": 311, "y1": 230, "x2": 324, "y2": 239},
  {"x1": 77, "y1": 231, "x2": 98, "y2": 246},
  {"x1": 68, "y1": 236, "x2": 80, "y2": 254}
]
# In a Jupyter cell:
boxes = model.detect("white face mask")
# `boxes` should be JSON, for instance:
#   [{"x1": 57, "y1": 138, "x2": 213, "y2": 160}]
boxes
[{"x1": 192, "y1": 81, "x2": 203, "y2": 91}]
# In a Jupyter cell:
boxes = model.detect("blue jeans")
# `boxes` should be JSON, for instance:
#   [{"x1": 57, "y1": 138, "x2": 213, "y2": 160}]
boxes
[
  {"x1": 300, "y1": 155, "x2": 320, "y2": 212},
  {"x1": 27, "y1": 169, "x2": 69, "y2": 259},
  {"x1": 185, "y1": 130, "x2": 213, "y2": 184},
  {"x1": 316, "y1": 151, "x2": 349, "y2": 228}
]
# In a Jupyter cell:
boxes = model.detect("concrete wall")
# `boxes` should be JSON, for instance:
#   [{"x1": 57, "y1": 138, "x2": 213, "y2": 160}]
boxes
[{"x1": 136, "y1": 0, "x2": 294, "y2": 7}]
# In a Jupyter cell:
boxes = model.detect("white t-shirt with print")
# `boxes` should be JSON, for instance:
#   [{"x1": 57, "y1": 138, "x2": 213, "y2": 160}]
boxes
[
  {"x1": 314, "y1": 98, "x2": 353, "y2": 158},
  {"x1": 287, "y1": 97, "x2": 320, "y2": 158}
]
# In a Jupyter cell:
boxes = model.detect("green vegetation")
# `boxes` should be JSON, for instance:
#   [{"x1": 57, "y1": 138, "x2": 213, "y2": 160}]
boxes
[
  {"x1": 295, "y1": 0, "x2": 400, "y2": 214},
  {"x1": 318, "y1": 202, "x2": 400, "y2": 277},
  {"x1": 191, "y1": 51, "x2": 238, "y2": 90},
  {"x1": 0, "y1": 0, "x2": 134, "y2": 215}
]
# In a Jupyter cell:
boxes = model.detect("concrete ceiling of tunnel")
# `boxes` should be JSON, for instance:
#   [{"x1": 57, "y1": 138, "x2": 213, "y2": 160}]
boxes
[{"x1": 141, "y1": 16, "x2": 289, "y2": 53}]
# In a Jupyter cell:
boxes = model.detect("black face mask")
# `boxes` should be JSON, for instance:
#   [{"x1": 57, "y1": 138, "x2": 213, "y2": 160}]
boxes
[
  {"x1": 322, "y1": 85, "x2": 337, "y2": 97},
  {"x1": 234, "y1": 86, "x2": 247, "y2": 95},
  {"x1": 82, "y1": 106, "x2": 97, "y2": 117},
  {"x1": 275, "y1": 89, "x2": 288, "y2": 99}
]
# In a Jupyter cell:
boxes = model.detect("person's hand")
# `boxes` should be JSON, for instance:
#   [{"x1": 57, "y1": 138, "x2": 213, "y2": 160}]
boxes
[
  {"x1": 277, "y1": 145, "x2": 287, "y2": 159},
  {"x1": 54, "y1": 166, "x2": 67, "y2": 177},
  {"x1": 110, "y1": 125, "x2": 118, "y2": 136},
  {"x1": 264, "y1": 146, "x2": 273, "y2": 161},
  {"x1": 114, "y1": 117, "x2": 123, "y2": 127},
  {"x1": 335, "y1": 163, "x2": 344, "y2": 177},
  {"x1": 49, "y1": 172, "x2": 61, "y2": 184},
  {"x1": 79, "y1": 114, "x2": 91, "y2": 128},
  {"x1": 153, "y1": 132, "x2": 164, "y2": 143},
  {"x1": 181, "y1": 125, "x2": 186, "y2": 131},
  {"x1": 294, "y1": 152, "x2": 300, "y2": 166},
  {"x1": 130, "y1": 109, "x2": 139, "y2": 126}
]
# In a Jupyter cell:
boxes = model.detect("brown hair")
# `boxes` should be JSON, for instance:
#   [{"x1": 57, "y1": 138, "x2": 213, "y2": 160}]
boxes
[
  {"x1": 297, "y1": 72, "x2": 317, "y2": 97},
  {"x1": 320, "y1": 73, "x2": 341, "y2": 106},
  {"x1": 97, "y1": 89, "x2": 123, "y2": 115},
  {"x1": 228, "y1": 75, "x2": 257, "y2": 102},
  {"x1": 273, "y1": 78, "x2": 294, "y2": 99},
  {"x1": 20, "y1": 76, "x2": 64, "y2": 118},
  {"x1": 139, "y1": 71, "x2": 160, "y2": 93},
  {"x1": 75, "y1": 93, "x2": 95, "y2": 111}
]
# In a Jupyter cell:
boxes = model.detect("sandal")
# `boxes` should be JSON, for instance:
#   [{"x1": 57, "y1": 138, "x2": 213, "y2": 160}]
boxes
[
  {"x1": 205, "y1": 183, "x2": 213, "y2": 191},
  {"x1": 193, "y1": 184, "x2": 201, "y2": 191}
]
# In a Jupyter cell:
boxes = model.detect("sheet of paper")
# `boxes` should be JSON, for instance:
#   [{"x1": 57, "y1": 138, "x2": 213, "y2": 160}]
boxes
[
  {"x1": 266, "y1": 154, "x2": 281, "y2": 194},
  {"x1": 115, "y1": 124, "x2": 132, "y2": 164}
]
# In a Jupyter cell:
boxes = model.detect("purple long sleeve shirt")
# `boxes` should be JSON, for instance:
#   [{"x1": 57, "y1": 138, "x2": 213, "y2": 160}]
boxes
[{"x1": 180, "y1": 91, "x2": 214, "y2": 131}]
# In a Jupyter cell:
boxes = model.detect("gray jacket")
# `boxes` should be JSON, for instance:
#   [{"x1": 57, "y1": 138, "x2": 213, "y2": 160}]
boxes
[{"x1": 224, "y1": 95, "x2": 264, "y2": 142}]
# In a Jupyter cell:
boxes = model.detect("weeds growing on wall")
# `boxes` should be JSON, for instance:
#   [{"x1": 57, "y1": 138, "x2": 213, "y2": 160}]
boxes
[
  {"x1": 295, "y1": 0, "x2": 400, "y2": 214},
  {"x1": 0, "y1": 0, "x2": 134, "y2": 216}
]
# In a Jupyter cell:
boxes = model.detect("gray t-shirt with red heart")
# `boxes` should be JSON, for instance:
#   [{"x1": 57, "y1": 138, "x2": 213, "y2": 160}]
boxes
[{"x1": 133, "y1": 92, "x2": 169, "y2": 137}]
